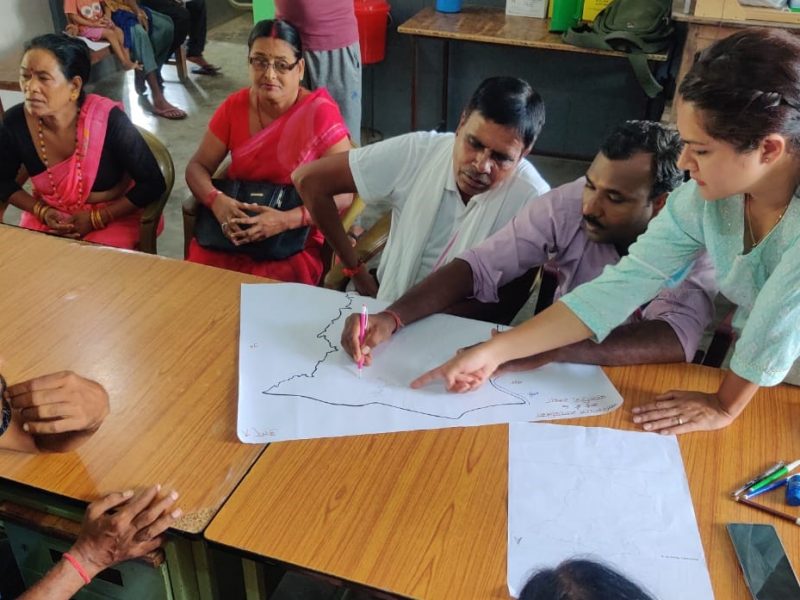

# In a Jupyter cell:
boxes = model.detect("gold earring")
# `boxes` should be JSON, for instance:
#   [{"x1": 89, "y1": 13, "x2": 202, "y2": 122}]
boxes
[{"x1": 71, "y1": 92, "x2": 78, "y2": 101}]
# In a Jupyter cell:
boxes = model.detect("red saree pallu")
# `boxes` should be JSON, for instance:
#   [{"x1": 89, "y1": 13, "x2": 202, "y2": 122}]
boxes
[
  {"x1": 187, "y1": 88, "x2": 348, "y2": 284},
  {"x1": 20, "y1": 94, "x2": 162, "y2": 250}
]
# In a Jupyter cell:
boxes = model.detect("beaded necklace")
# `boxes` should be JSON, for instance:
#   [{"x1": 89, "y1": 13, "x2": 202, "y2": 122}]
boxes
[{"x1": 36, "y1": 116, "x2": 83, "y2": 201}]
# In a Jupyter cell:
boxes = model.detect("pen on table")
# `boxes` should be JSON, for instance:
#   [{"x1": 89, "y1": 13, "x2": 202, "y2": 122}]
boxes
[
  {"x1": 743, "y1": 477, "x2": 789, "y2": 500},
  {"x1": 732, "y1": 461, "x2": 786, "y2": 498},
  {"x1": 736, "y1": 496, "x2": 800, "y2": 526},
  {"x1": 747, "y1": 459, "x2": 800, "y2": 494},
  {"x1": 357, "y1": 304, "x2": 368, "y2": 377}
]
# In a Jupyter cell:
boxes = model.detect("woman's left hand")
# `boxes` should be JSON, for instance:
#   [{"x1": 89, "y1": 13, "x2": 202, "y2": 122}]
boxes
[
  {"x1": 229, "y1": 204, "x2": 289, "y2": 245},
  {"x1": 69, "y1": 211, "x2": 96, "y2": 237},
  {"x1": 410, "y1": 343, "x2": 500, "y2": 393},
  {"x1": 631, "y1": 390, "x2": 735, "y2": 435}
]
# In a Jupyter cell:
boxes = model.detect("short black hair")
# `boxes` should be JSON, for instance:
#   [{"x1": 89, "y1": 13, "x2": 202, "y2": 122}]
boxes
[
  {"x1": 248, "y1": 19, "x2": 302, "y2": 59},
  {"x1": 23, "y1": 34, "x2": 90, "y2": 105},
  {"x1": 599, "y1": 120, "x2": 683, "y2": 199},
  {"x1": 463, "y1": 77, "x2": 545, "y2": 149},
  {"x1": 520, "y1": 559, "x2": 656, "y2": 600}
]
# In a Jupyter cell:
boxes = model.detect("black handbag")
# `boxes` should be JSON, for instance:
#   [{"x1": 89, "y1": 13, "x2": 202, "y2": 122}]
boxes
[{"x1": 195, "y1": 179, "x2": 310, "y2": 261}]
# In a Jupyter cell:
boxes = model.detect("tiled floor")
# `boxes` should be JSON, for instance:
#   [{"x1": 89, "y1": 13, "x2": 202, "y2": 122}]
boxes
[{"x1": 5, "y1": 14, "x2": 587, "y2": 261}]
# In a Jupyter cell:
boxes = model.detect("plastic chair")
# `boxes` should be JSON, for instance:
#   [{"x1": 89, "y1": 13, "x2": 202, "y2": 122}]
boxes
[
  {"x1": 181, "y1": 158, "x2": 230, "y2": 258},
  {"x1": 323, "y1": 209, "x2": 390, "y2": 291},
  {"x1": 136, "y1": 126, "x2": 174, "y2": 254}
]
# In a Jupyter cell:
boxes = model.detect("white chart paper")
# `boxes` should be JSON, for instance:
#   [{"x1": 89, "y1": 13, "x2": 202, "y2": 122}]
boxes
[
  {"x1": 508, "y1": 423, "x2": 713, "y2": 600},
  {"x1": 238, "y1": 284, "x2": 623, "y2": 443}
]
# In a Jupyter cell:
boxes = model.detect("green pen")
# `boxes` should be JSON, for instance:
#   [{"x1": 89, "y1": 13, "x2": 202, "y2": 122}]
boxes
[
  {"x1": 747, "y1": 459, "x2": 800, "y2": 494},
  {"x1": 731, "y1": 461, "x2": 786, "y2": 498}
]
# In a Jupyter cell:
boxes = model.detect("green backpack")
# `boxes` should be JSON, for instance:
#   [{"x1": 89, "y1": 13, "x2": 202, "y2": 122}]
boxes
[{"x1": 563, "y1": 0, "x2": 674, "y2": 98}]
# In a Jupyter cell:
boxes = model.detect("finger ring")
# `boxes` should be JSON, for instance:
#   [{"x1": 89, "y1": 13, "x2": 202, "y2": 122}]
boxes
[
  {"x1": 221, "y1": 222, "x2": 229, "y2": 231},
  {"x1": 677, "y1": 416, "x2": 684, "y2": 426}
]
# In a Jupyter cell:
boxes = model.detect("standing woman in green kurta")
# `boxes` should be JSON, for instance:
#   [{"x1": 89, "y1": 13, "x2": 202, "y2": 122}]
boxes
[{"x1": 413, "y1": 28, "x2": 800, "y2": 435}]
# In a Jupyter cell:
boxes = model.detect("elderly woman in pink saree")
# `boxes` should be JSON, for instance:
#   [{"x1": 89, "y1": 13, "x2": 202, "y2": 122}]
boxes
[
  {"x1": 185, "y1": 19, "x2": 352, "y2": 284},
  {"x1": 0, "y1": 34, "x2": 166, "y2": 249}
]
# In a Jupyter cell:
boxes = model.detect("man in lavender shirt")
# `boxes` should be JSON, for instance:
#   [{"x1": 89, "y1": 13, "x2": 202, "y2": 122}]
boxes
[{"x1": 341, "y1": 121, "x2": 717, "y2": 370}]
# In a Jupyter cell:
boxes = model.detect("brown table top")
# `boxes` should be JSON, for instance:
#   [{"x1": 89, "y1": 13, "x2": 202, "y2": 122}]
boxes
[
  {"x1": 0, "y1": 226, "x2": 268, "y2": 534},
  {"x1": 672, "y1": 11, "x2": 800, "y2": 29},
  {"x1": 397, "y1": 6, "x2": 668, "y2": 61},
  {"x1": 206, "y1": 362, "x2": 800, "y2": 599}
]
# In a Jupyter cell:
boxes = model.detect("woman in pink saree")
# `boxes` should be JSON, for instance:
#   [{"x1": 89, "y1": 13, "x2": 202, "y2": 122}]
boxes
[
  {"x1": 185, "y1": 19, "x2": 351, "y2": 284},
  {"x1": 0, "y1": 34, "x2": 166, "y2": 249}
]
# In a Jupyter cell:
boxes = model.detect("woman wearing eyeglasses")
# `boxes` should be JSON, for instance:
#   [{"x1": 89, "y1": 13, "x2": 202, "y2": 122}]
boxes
[{"x1": 185, "y1": 19, "x2": 352, "y2": 283}]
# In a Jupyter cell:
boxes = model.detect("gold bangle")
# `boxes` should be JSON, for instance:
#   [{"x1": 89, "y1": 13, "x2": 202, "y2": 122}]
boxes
[
  {"x1": 35, "y1": 202, "x2": 52, "y2": 224},
  {"x1": 90, "y1": 209, "x2": 100, "y2": 230},
  {"x1": 33, "y1": 200, "x2": 45, "y2": 222},
  {"x1": 95, "y1": 209, "x2": 104, "y2": 230}
]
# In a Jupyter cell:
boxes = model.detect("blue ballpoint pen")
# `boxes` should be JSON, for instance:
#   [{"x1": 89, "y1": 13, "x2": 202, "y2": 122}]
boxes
[{"x1": 743, "y1": 477, "x2": 789, "y2": 500}]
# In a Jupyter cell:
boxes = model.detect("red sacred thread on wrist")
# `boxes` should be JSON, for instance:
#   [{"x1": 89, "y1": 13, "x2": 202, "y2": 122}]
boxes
[
  {"x1": 205, "y1": 188, "x2": 221, "y2": 207},
  {"x1": 342, "y1": 259, "x2": 364, "y2": 278},
  {"x1": 63, "y1": 552, "x2": 92, "y2": 584},
  {"x1": 383, "y1": 309, "x2": 404, "y2": 333}
]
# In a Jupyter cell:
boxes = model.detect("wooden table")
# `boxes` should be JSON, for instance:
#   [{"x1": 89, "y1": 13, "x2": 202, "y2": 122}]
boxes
[
  {"x1": 397, "y1": 6, "x2": 668, "y2": 131},
  {"x1": 0, "y1": 226, "x2": 268, "y2": 597},
  {"x1": 206, "y1": 362, "x2": 800, "y2": 599}
]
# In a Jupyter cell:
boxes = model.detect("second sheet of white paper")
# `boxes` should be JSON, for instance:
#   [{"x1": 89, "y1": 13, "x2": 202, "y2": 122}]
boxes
[{"x1": 508, "y1": 423, "x2": 714, "y2": 600}]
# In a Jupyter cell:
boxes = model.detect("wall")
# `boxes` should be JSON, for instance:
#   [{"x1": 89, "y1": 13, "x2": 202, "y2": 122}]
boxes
[
  {"x1": 0, "y1": 0, "x2": 56, "y2": 81},
  {"x1": 364, "y1": 0, "x2": 659, "y2": 158}
]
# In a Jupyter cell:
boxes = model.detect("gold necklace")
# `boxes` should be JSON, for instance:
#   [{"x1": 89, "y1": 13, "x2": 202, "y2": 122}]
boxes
[
  {"x1": 745, "y1": 193, "x2": 790, "y2": 248},
  {"x1": 36, "y1": 117, "x2": 83, "y2": 201}
]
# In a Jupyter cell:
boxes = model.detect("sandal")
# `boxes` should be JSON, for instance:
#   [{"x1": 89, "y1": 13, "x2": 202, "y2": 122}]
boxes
[
  {"x1": 187, "y1": 55, "x2": 220, "y2": 69},
  {"x1": 151, "y1": 105, "x2": 187, "y2": 120},
  {"x1": 191, "y1": 64, "x2": 220, "y2": 76}
]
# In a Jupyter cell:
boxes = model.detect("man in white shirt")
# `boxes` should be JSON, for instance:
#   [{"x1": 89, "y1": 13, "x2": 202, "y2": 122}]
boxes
[{"x1": 293, "y1": 76, "x2": 549, "y2": 301}]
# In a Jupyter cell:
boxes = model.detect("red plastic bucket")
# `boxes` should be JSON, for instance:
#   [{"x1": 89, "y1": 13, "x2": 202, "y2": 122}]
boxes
[{"x1": 354, "y1": 0, "x2": 390, "y2": 64}]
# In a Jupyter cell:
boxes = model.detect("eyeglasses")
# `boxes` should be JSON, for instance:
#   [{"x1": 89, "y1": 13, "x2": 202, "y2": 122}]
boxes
[{"x1": 248, "y1": 56, "x2": 300, "y2": 74}]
